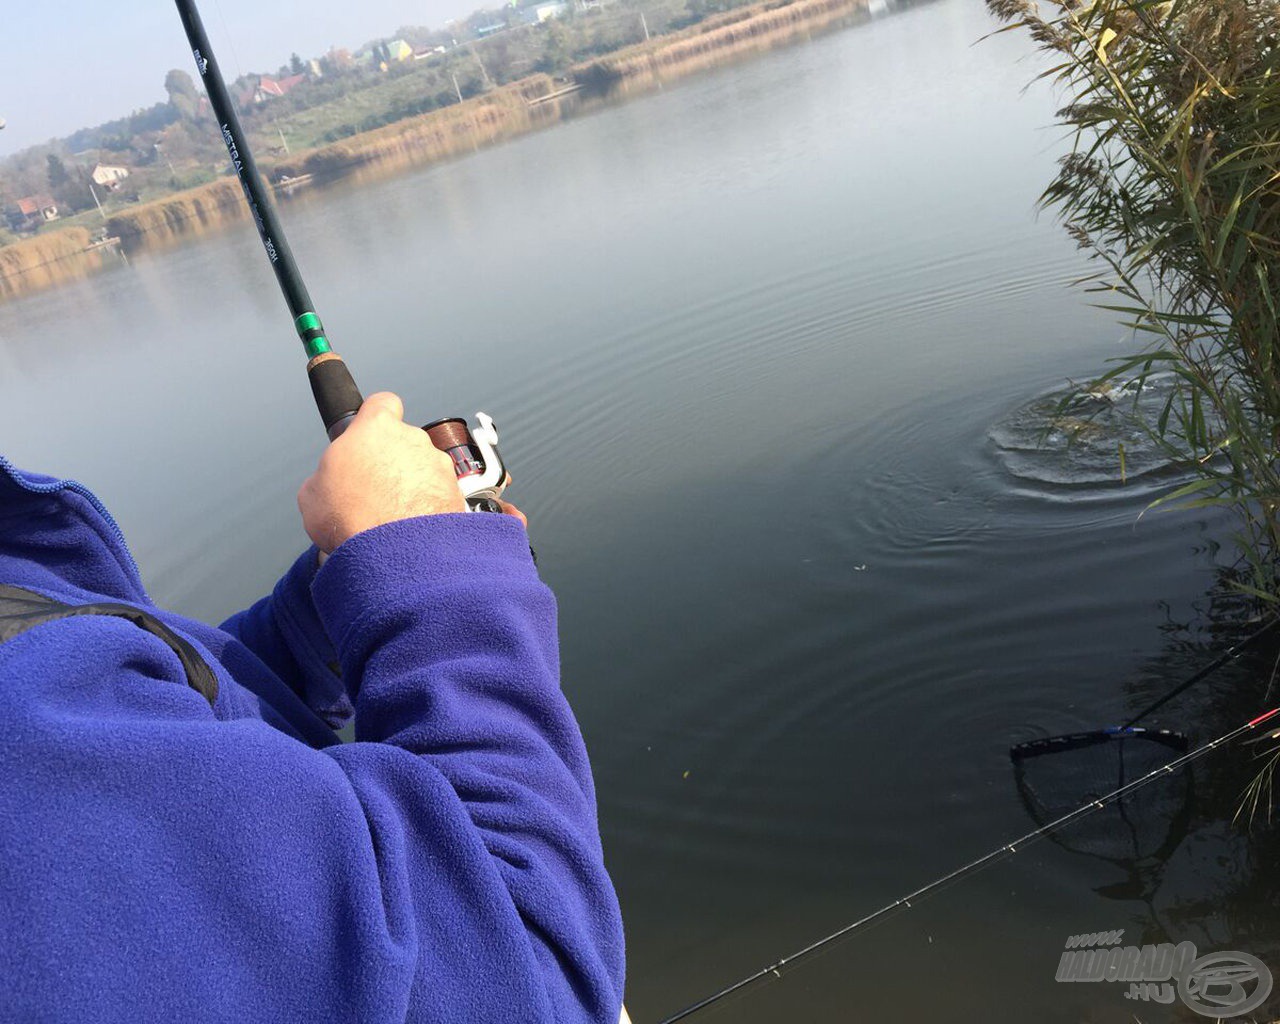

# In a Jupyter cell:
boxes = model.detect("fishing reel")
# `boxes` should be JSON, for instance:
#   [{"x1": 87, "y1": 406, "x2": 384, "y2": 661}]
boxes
[{"x1": 423, "y1": 413, "x2": 509, "y2": 513}]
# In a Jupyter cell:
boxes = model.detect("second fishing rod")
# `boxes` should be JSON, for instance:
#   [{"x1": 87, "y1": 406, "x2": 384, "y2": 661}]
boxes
[{"x1": 174, "y1": 0, "x2": 510, "y2": 511}]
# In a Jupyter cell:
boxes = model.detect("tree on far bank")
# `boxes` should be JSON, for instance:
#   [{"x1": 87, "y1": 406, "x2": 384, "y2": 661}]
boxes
[
  {"x1": 165, "y1": 69, "x2": 201, "y2": 121},
  {"x1": 46, "y1": 154, "x2": 70, "y2": 190},
  {"x1": 538, "y1": 20, "x2": 572, "y2": 72},
  {"x1": 45, "y1": 154, "x2": 92, "y2": 214}
]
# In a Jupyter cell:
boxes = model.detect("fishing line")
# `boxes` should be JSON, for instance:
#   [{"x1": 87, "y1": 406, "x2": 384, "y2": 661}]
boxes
[
  {"x1": 210, "y1": 0, "x2": 297, "y2": 159},
  {"x1": 211, "y1": 0, "x2": 248, "y2": 84},
  {"x1": 658, "y1": 638, "x2": 1280, "y2": 1023},
  {"x1": 210, "y1": 0, "x2": 291, "y2": 152}
]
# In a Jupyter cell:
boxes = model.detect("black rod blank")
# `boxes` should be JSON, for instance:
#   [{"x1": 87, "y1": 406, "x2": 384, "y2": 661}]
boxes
[
  {"x1": 174, "y1": 0, "x2": 363, "y2": 438},
  {"x1": 174, "y1": 0, "x2": 312, "y2": 319}
]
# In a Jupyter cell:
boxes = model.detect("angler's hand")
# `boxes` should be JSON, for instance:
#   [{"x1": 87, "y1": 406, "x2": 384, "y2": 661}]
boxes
[{"x1": 298, "y1": 391, "x2": 466, "y2": 553}]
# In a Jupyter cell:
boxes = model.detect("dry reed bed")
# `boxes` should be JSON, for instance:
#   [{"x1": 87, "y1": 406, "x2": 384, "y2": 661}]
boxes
[
  {"x1": 599, "y1": 0, "x2": 870, "y2": 85},
  {"x1": 0, "y1": 228, "x2": 100, "y2": 303},
  {"x1": 106, "y1": 178, "x2": 248, "y2": 251},
  {"x1": 292, "y1": 76, "x2": 556, "y2": 179}
]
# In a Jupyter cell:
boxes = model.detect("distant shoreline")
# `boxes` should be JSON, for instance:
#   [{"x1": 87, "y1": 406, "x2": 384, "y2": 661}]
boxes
[{"x1": 0, "y1": 0, "x2": 880, "y2": 305}]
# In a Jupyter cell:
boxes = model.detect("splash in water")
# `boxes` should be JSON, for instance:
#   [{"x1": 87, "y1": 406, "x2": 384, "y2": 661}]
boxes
[{"x1": 989, "y1": 377, "x2": 1187, "y2": 497}]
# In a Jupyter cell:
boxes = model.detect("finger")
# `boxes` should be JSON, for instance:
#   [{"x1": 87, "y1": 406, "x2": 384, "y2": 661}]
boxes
[
  {"x1": 296, "y1": 476, "x2": 314, "y2": 514},
  {"x1": 360, "y1": 391, "x2": 405, "y2": 422},
  {"x1": 498, "y1": 500, "x2": 528, "y2": 528}
]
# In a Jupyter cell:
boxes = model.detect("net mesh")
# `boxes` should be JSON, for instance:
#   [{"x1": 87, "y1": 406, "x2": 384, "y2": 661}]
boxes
[{"x1": 1011, "y1": 728, "x2": 1192, "y2": 872}]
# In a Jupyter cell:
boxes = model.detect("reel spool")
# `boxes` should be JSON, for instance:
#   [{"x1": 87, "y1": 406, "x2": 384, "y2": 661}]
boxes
[{"x1": 423, "y1": 413, "x2": 508, "y2": 513}]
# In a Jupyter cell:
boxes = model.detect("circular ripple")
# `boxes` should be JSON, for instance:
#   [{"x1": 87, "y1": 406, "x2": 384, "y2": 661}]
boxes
[{"x1": 989, "y1": 376, "x2": 1189, "y2": 501}]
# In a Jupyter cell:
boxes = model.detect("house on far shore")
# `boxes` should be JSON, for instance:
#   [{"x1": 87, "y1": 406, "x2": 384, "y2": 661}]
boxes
[
  {"x1": 5, "y1": 195, "x2": 60, "y2": 232},
  {"x1": 254, "y1": 73, "x2": 306, "y2": 103},
  {"x1": 92, "y1": 164, "x2": 130, "y2": 191},
  {"x1": 386, "y1": 39, "x2": 413, "y2": 62},
  {"x1": 524, "y1": 1, "x2": 570, "y2": 22}
]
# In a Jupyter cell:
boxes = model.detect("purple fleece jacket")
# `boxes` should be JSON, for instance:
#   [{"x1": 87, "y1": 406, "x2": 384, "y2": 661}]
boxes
[{"x1": 0, "y1": 457, "x2": 624, "y2": 1022}]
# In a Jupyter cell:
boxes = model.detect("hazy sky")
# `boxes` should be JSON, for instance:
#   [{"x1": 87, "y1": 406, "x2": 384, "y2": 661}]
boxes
[{"x1": 0, "y1": 0, "x2": 479, "y2": 157}]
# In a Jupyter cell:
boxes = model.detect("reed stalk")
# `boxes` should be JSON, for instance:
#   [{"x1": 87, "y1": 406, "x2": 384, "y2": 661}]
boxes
[{"x1": 987, "y1": 0, "x2": 1280, "y2": 599}]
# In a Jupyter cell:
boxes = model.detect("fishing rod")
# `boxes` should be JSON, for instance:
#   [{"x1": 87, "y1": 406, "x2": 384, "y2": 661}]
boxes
[
  {"x1": 1119, "y1": 617, "x2": 1280, "y2": 730},
  {"x1": 659, "y1": 703, "x2": 1280, "y2": 1022},
  {"x1": 173, "y1": 0, "x2": 509, "y2": 509},
  {"x1": 1005, "y1": 615, "x2": 1280, "y2": 786}
]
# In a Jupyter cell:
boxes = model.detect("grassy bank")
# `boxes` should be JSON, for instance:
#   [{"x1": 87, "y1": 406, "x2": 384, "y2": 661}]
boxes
[
  {"x1": 93, "y1": 77, "x2": 554, "y2": 258},
  {"x1": 597, "y1": 0, "x2": 873, "y2": 90},
  {"x1": 286, "y1": 75, "x2": 558, "y2": 182},
  {"x1": 105, "y1": 179, "x2": 249, "y2": 251},
  {"x1": 0, "y1": 0, "x2": 871, "y2": 303}
]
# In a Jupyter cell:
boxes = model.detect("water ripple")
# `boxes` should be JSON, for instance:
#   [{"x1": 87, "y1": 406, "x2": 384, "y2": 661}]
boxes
[{"x1": 988, "y1": 375, "x2": 1190, "y2": 504}]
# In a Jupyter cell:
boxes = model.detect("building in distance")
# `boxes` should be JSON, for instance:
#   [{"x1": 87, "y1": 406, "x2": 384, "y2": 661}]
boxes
[
  {"x1": 6, "y1": 195, "x2": 60, "y2": 233},
  {"x1": 254, "y1": 74, "x2": 307, "y2": 103},
  {"x1": 525, "y1": 1, "x2": 570, "y2": 22},
  {"x1": 91, "y1": 164, "x2": 130, "y2": 191}
]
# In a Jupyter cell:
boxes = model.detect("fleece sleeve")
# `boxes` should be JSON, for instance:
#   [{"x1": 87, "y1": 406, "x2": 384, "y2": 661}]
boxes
[
  {"x1": 219, "y1": 547, "x2": 353, "y2": 728},
  {"x1": 310, "y1": 513, "x2": 626, "y2": 1024}
]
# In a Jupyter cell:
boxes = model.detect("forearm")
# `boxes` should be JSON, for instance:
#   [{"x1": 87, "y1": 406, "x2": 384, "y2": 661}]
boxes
[
  {"x1": 314, "y1": 514, "x2": 625, "y2": 1022},
  {"x1": 219, "y1": 547, "x2": 351, "y2": 728}
]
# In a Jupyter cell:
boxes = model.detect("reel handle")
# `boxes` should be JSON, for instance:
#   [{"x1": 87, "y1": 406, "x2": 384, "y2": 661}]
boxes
[{"x1": 425, "y1": 413, "x2": 532, "y2": 561}]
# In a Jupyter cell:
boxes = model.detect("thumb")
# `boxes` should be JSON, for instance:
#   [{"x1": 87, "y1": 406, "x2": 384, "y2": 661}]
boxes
[{"x1": 358, "y1": 391, "x2": 405, "y2": 423}]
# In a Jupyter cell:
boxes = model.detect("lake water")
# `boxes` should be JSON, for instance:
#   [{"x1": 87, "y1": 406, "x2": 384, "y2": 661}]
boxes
[{"x1": 3, "y1": 1, "x2": 1279, "y2": 1020}]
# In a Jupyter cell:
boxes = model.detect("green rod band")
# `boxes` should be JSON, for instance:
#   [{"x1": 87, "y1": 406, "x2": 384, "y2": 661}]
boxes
[{"x1": 294, "y1": 312, "x2": 332, "y2": 358}]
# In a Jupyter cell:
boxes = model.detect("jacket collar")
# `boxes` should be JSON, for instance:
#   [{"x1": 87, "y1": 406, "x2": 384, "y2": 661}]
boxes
[{"x1": 0, "y1": 457, "x2": 148, "y2": 606}]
